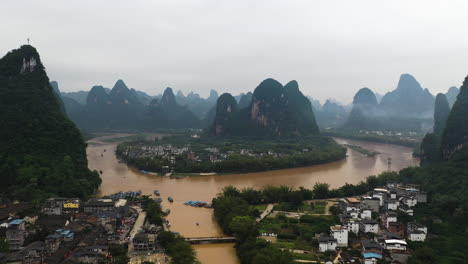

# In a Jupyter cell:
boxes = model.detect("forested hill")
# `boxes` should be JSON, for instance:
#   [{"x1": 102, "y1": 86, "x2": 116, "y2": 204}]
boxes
[
  {"x1": 405, "y1": 75, "x2": 468, "y2": 263},
  {"x1": 211, "y1": 78, "x2": 319, "y2": 137},
  {"x1": 0, "y1": 45, "x2": 101, "y2": 201}
]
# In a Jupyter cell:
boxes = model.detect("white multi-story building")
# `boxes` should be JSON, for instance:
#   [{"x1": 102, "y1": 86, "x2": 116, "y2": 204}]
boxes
[
  {"x1": 346, "y1": 219, "x2": 360, "y2": 234},
  {"x1": 408, "y1": 230, "x2": 427, "y2": 242},
  {"x1": 318, "y1": 236, "x2": 337, "y2": 252},
  {"x1": 360, "y1": 209, "x2": 372, "y2": 219},
  {"x1": 360, "y1": 219, "x2": 379, "y2": 234},
  {"x1": 330, "y1": 225, "x2": 348, "y2": 247},
  {"x1": 401, "y1": 196, "x2": 417, "y2": 208}
]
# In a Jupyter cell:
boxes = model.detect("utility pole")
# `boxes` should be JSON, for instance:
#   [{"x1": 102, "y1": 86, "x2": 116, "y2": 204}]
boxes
[
  {"x1": 27, "y1": 38, "x2": 30, "y2": 45},
  {"x1": 387, "y1": 157, "x2": 392, "y2": 172}
]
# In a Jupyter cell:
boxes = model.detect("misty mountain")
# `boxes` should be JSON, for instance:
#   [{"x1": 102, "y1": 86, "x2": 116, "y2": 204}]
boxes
[
  {"x1": 238, "y1": 92, "x2": 253, "y2": 109},
  {"x1": 380, "y1": 73, "x2": 434, "y2": 117},
  {"x1": 211, "y1": 78, "x2": 319, "y2": 136},
  {"x1": 307, "y1": 96, "x2": 322, "y2": 111},
  {"x1": 445, "y1": 86, "x2": 459, "y2": 107},
  {"x1": 175, "y1": 89, "x2": 218, "y2": 119},
  {"x1": 60, "y1": 80, "x2": 201, "y2": 131},
  {"x1": 345, "y1": 87, "x2": 379, "y2": 130},
  {"x1": 315, "y1": 99, "x2": 348, "y2": 129},
  {"x1": 344, "y1": 74, "x2": 435, "y2": 132}
]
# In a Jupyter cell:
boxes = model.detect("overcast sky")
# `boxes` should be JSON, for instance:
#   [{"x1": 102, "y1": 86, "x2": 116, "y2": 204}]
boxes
[{"x1": 2, "y1": 0, "x2": 468, "y2": 103}]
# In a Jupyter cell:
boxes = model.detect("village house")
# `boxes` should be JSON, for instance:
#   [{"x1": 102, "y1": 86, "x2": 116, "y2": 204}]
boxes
[
  {"x1": 360, "y1": 209, "x2": 372, "y2": 219},
  {"x1": 318, "y1": 235, "x2": 337, "y2": 252},
  {"x1": 345, "y1": 218, "x2": 360, "y2": 234},
  {"x1": 383, "y1": 211, "x2": 398, "y2": 229},
  {"x1": 384, "y1": 239, "x2": 407, "y2": 251},
  {"x1": 132, "y1": 232, "x2": 156, "y2": 253},
  {"x1": 407, "y1": 222, "x2": 427, "y2": 234},
  {"x1": 4, "y1": 241, "x2": 45, "y2": 264},
  {"x1": 330, "y1": 225, "x2": 348, "y2": 247},
  {"x1": 83, "y1": 199, "x2": 116, "y2": 213},
  {"x1": 386, "y1": 199, "x2": 399, "y2": 211},
  {"x1": 360, "y1": 197, "x2": 380, "y2": 212},
  {"x1": 6, "y1": 219, "x2": 26, "y2": 250},
  {"x1": 398, "y1": 204, "x2": 414, "y2": 216},
  {"x1": 408, "y1": 229, "x2": 427, "y2": 242},
  {"x1": 361, "y1": 240, "x2": 383, "y2": 264},
  {"x1": 400, "y1": 196, "x2": 417, "y2": 208},
  {"x1": 360, "y1": 219, "x2": 379, "y2": 234}
]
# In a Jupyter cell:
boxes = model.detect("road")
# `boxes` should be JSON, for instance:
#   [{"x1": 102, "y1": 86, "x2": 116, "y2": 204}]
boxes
[
  {"x1": 257, "y1": 204, "x2": 273, "y2": 222},
  {"x1": 128, "y1": 206, "x2": 147, "y2": 256}
]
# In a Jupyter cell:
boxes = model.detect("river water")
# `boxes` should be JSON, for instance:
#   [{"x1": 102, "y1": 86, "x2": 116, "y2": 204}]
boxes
[{"x1": 87, "y1": 134, "x2": 419, "y2": 264}]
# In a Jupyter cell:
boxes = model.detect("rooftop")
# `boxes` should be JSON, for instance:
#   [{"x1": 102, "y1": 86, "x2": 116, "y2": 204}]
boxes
[
  {"x1": 9, "y1": 219, "x2": 25, "y2": 225},
  {"x1": 362, "y1": 252, "x2": 382, "y2": 259}
]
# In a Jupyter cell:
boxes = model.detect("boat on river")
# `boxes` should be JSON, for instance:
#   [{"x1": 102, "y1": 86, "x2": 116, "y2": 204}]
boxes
[
  {"x1": 168, "y1": 197, "x2": 174, "y2": 203},
  {"x1": 153, "y1": 190, "x2": 160, "y2": 196}
]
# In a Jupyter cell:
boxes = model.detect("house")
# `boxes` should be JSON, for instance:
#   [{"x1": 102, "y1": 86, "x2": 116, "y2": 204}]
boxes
[
  {"x1": 400, "y1": 196, "x2": 417, "y2": 208},
  {"x1": 384, "y1": 239, "x2": 407, "y2": 251},
  {"x1": 345, "y1": 218, "x2": 360, "y2": 234},
  {"x1": 407, "y1": 222, "x2": 427, "y2": 234},
  {"x1": 398, "y1": 204, "x2": 414, "y2": 216},
  {"x1": 318, "y1": 235, "x2": 337, "y2": 252},
  {"x1": 348, "y1": 209, "x2": 360, "y2": 219},
  {"x1": 330, "y1": 225, "x2": 348, "y2": 247},
  {"x1": 387, "y1": 222, "x2": 405, "y2": 237},
  {"x1": 63, "y1": 199, "x2": 81, "y2": 214},
  {"x1": 386, "y1": 199, "x2": 398, "y2": 211},
  {"x1": 5, "y1": 241, "x2": 45, "y2": 264},
  {"x1": 408, "y1": 230, "x2": 427, "y2": 242},
  {"x1": 132, "y1": 233, "x2": 156, "y2": 253},
  {"x1": 361, "y1": 240, "x2": 383, "y2": 264},
  {"x1": 360, "y1": 209, "x2": 372, "y2": 219},
  {"x1": 362, "y1": 252, "x2": 382, "y2": 264},
  {"x1": 360, "y1": 219, "x2": 378, "y2": 234},
  {"x1": 360, "y1": 198, "x2": 380, "y2": 212},
  {"x1": 45, "y1": 234, "x2": 61, "y2": 255},
  {"x1": 372, "y1": 192, "x2": 387, "y2": 206},
  {"x1": 383, "y1": 211, "x2": 397, "y2": 229},
  {"x1": 6, "y1": 219, "x2": 26, "y2": 250},
  {"x1": 339, "y1": 251, "x2": 362, "y2": 264},
  {"x1": 67, "y1": 246, "x2": 108, "y2": 264},
  {"x1": 83, "y1": 199, "x2": 115, "y2": 213}
]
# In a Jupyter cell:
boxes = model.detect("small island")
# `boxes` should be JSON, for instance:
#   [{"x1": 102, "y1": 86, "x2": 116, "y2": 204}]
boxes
[
  {"x1": 344, "y1": 144, "x2": 380, "y2": 157},
  {"x1": 116, "y1": 79, "x2": 348, "y2": 176},
  {"x1": 116, "y1": 135, "x2": 346, "y2": 175}
]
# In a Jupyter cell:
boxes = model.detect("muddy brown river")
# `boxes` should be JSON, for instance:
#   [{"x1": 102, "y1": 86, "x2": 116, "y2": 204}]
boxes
[{"x1": 87, "y1": 134, "x2": 419, "y2": 264}]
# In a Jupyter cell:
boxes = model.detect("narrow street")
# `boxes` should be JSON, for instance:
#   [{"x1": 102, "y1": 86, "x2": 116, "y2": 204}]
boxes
[{"x1": 128, "y1": 206, "x2": 147, "y2": 256}]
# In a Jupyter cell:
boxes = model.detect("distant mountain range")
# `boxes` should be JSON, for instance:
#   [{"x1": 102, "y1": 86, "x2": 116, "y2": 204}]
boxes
[{"x1": 344, "y1": 74, "x2": 460, "y2": 132}]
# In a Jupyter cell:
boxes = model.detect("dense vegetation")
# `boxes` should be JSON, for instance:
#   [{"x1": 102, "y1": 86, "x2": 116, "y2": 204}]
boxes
[
  {"x1": 420, "y1": 94, "x2": 450, "y2": 163},
  {"x1": 0, "y1": 45, "x2": 101, "y2": 201},
  {"x1": 323, "y1": 130, "x2": 423, "y2": 148},
  {"x1": 117, "y1": 135, "x2": 346, "y2": 174}
]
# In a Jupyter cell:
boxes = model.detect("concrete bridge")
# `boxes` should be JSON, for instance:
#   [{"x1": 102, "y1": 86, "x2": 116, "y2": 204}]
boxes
[{"x1": 185, "y1": 236, "x2": 236, "y2": 244}]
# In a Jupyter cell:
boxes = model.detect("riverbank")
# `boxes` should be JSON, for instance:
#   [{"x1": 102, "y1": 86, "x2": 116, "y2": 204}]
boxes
[
  {"x1": 88, "y1": 135, "x2": 419, "y2": 264},
  {"x1": 323, "y1": 130, "x2": 423, "y2": 148}
]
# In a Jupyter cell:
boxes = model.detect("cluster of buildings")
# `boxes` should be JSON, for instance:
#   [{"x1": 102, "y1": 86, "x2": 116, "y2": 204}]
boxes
[
  {"x1": 120, "y1": 143, "x2": 288, "y2": 168},
  {"x1": 0, "y1": 196, "x2": 146, "y2": 264},
  {"x1": 317, "y1": 183, "x2": 428, "y2": 264}
]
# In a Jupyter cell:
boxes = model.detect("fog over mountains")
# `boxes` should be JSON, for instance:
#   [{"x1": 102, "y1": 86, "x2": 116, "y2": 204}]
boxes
[{"x1": 55, "y1": 73, "x2": 459, "y2": 134}]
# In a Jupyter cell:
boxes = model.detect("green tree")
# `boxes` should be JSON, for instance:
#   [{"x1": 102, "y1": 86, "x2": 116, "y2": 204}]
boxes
[
  {"x1": 229, "y1": 216, "x2": 258, "y2": 242},
  {"x1": 313, "y1": 182, "x2": 330, "y2": 199}
]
